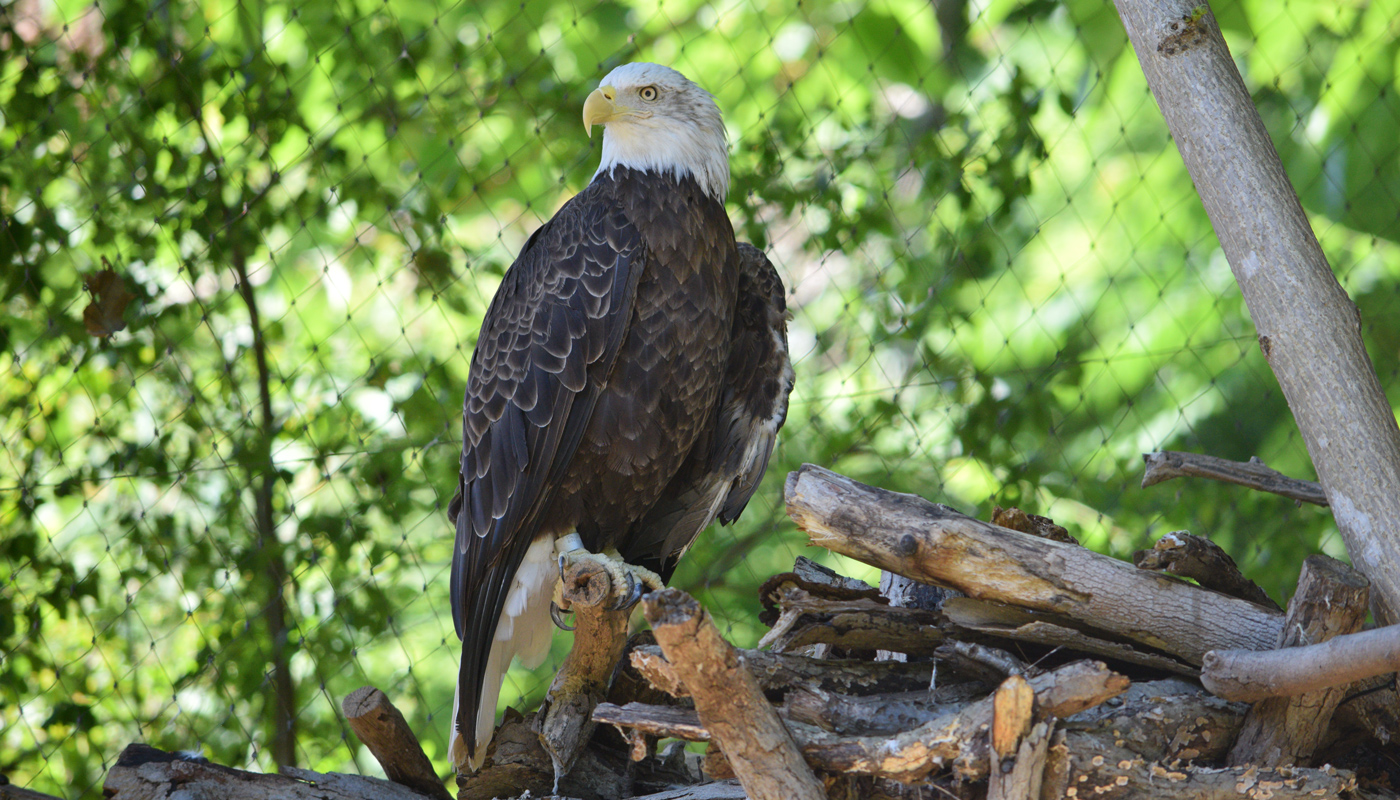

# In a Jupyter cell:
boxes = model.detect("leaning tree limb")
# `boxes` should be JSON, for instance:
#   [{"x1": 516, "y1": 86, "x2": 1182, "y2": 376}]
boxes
[
  {"x1": 630, "y1": 644, "x2": 936, "y2": 699},
  {"x1": 642, "y1": 588, "x2": 826, "y2": 800},
  {"x1": 1113, "y1": 0, "x2": 1400, "y2": 626},
  {"x1": 785, "y1": 465, "x2": 1282, "y2": 664},
  {"x1": 1141, "y1": 451, "x2": 1328, "y2": 507}
]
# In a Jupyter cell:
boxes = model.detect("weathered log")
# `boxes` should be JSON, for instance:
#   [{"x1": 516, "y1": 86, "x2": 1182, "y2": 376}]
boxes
[
  {"x1": 340, "y1": 687, "x2": 451, "y2": 800},
  {"x1": 758, "y1": 586, "x2": 944, "y2": 655},
  {"x1": 643, "y1": 588, "x2": 826, "y2": 800},
  {"x1": 941, "y1": 598, "x2": 1198, "y2": 677},
  {"x1": 1043, "y1": 730, "x2": 1356, "y2": 799},
  {"x1": 1202, "y1": 621, "x2": 1400, "y2": 704},
  {"x1": 1062, "y1": 678, "x2": 1246, "y2": 763},
  {"x1": 534, "y1": 556, "x2": 632, "y2": 782},
  {"x1": 1132, "y1": 530, "x2": 1280, "y2": 610},
  {"x1": 1227, "y1": 556, "x2": 1371, "y2": 768},
  {"x1": 595, "y1": 661, "x2": 1127, "y2": 784},
  {"x1": 594, "y1": 702, "x2": 712, "y2": 741},
  {"x1": 1141, "y1": 451, "x2": 1328, "y2": 507},
  {"x1": 934, "y1": 639, "x2": 1033, "y2": 685},
  {"x1": 785, "y1": 465, "x2": 1282, "y2": 663},
  {"x1": 630, "y1": 644, "x2": 935, "y2": 699},
  {"x1": 103, "y1": 744, "x2": 433, "y2": 800},
  {"x1": 780, "y1": 684, "x2": 983, "y2": 735},
  {"x1": 988, "y1": 720, "x2": 1051, "y2": 800},
  {"x1": 877, "y1": 568, "x2": 957, "y2": 663}
]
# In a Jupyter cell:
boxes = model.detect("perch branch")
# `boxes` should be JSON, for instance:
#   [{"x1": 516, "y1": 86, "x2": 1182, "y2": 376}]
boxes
[
  {"x1": 533, "y1": 558, "x2": 632, "y2": 781},
  {"x1": 341, "y1": 687, "x2": 450, "y2": 800},
  {"x1": 758, "y1": 586, "x2": 944, "y2": 655},
  {"x1": 1141, "y1": 451, "x2": 1327, "y2": 507},
  {"x1": 642, "y1": 588, "x2": 826, "y2": 800},
  {"x1": 785, "y1": 465, "x2": 1282, "y2": 663}
]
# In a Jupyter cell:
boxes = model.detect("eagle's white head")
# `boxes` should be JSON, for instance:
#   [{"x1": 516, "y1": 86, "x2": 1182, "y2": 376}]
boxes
[{"x1": 583, "y1": 62, "x2": 729, "y2": 202}]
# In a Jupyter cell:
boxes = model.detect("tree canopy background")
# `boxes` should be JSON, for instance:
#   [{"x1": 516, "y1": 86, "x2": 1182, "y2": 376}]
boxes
[{"x1": 5, "y1": 0, "x2": 1400, "y2": 795}]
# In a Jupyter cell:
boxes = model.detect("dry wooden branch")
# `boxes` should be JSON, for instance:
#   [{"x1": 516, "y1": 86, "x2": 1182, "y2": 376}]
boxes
[
  {"x1": 630, "y1": 644, "x2": 935, "y2": 699},
  {"x1": 785, "y1": 465, "x2": 1282, "y2": 663},
  {"x1": 796, "y1": 660, "x2": 1128, "y2": 783},
  {"x1": 1227, "y1": 557, "x2": 1371, "y2": 768},
  {"x1": 988, "y1": 720, "x2": 1051, "y2": 800},
  {"x1": 596, "y1": 661, "x2": 1128, "y2": 784},
  {"x1": 877, "y1": 569, "x2": 957, "y2": 662},
  {"x1": 1132, "y1": 531, "x2": 1280, "y2": 610},
  {"x1": 780, "y1": 684, "x2": 983, "y2": 735},
  {"x1": 1114, "y1": 0, "x2": 1400, "y2": 628},
  {"x1": 643, "y1": 587, "x2": 826, "y2": 800},
  {"x1": 340, "y1": 687, "x2": 450, "y2": 800},
  {"x1": 1043, "y1": 731, "x2": 1356, "y2": 799},
  {"x1": 1202, "y1": 623, "x2": 1400, "y2": 705},
  {"x1": 941, "y1": 598, "x2": 1198, "y2": 677},
  {"x1": 1141, "y1": 451, "x2": 1328, "y2": 507},
  {"x1": 758, "y1": 586, "x2": 945, "y2": 655},
  {"x1": 534, "y1": 557, "x2": 632, "y2": 781}
]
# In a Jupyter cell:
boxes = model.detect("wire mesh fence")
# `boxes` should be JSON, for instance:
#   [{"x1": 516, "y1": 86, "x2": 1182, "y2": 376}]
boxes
[{"x1": 4, "y1": 0, "x2": 1400, "y2": 795}]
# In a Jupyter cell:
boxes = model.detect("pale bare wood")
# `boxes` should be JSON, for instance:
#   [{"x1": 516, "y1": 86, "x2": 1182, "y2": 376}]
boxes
[
  {"x1": 1141, "y1": 451, "x2": 1328, "y2": 507},
  {"x1": 989, "y1": 720, "x2": 1051, "y2": 800},
  {"x1": 533, "y1": 557, "x2": 632, "y2": 782},
  {"x1": 988, "y1": 676, "x2": 1040, "y2": 800},
  {"x1": 1132, "y1": 530, "x2": 1280, "y2": 610},
  {"x1": 1229, "y1": 555, "x2": 1370, "y2": 766},
  {"x1": 1042, "y1": 731, "x2": 1356, "y2": 799},
  {"x1": 784, "y1": 465, "x2": 1282, "y2": 663},
  {"x1": 630, "y1": 643, "x2": 935, "y2": 699},
  {"x1": 991, "y1": 675, "x2": 1034, "y2": 758},
  {"x1": 1113, "y1": 1, "x2": 1400, "y2": 626},
  {"x1": 1202, "y1": 622, "x2": 1400, "y2": 704},
  {"x1": 340, "y1": 687, "x2": 450, "y2": 800},
  {"x1": 643, "y1": 588, "x2": 826, "y2": 800}
]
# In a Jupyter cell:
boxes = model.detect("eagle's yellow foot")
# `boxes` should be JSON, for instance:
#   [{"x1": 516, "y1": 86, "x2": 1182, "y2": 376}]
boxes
[{"x1": 554, "y1": 533, "x2": 664, "y2": 612}]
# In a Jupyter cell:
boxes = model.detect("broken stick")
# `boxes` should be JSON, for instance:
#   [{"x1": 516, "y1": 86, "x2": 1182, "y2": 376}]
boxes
[
  {"x1": 1132, "y1": 530, "x2": 1280, "y2": 610},
  {"x1": 1202, "y1": 622, "x2": 1400, "y2": 704},
  {"x1": 341, "y1": 687, "x2": 451, "y2": 800},
  {"x1": 643, "y1": 587, "x2": 826, "y2": 800},
  {"x1": 1141, "y1": 450, "x2": 1328, "y2": 506}
]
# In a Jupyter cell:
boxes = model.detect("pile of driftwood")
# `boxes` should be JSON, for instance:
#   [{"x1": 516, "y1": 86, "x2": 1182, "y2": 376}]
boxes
[{"x1": 95, "y1": 457, "x2": 1399, "y2": 800}]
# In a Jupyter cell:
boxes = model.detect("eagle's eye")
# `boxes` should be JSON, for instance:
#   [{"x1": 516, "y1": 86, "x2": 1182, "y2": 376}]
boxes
[{"x1": 639, "y1": 85, "x2": 659, "y2": 102}]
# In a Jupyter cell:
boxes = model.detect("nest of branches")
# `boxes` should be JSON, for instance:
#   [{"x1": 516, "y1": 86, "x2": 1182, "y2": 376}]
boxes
[{"x1": 99, "y1": 458, "x2": 1399, "y2": 800}]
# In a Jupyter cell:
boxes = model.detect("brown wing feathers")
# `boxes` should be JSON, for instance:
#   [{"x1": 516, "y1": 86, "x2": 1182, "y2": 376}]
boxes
[{"x1": 448, "y1": 183, "x2": 644, "y2": 760}]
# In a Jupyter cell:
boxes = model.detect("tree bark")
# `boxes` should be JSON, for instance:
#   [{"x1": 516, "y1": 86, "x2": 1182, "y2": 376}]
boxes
[
  {"x1": 785, "y1": 465, "x2": 1282, "y2": 664},
  {"x1": 340, "y1": 687, "x2": 451, "y2": 800},
  {"x1": 1228, "y1": 556, "x2": 1370, "y2": 766},
  {"x1": 1112, "y1": 0, "x2": 1400, "y2": 626},
  {"x1": 630, "y1": 644, "x2": 936, "y2": 699}
]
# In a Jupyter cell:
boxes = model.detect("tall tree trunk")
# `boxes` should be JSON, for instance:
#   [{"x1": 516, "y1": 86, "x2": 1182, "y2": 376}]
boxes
[{"x1": 1111, "y1": 0, "x2": 1400, "y2": 625}]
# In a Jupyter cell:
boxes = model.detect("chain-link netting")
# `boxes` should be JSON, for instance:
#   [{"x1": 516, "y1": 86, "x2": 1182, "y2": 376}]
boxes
[{"x1": 5, "y1": 0, "x2": 1400, "y2": 795}]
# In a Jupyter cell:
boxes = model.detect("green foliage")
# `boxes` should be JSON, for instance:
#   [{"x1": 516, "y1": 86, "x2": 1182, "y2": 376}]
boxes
[{"x1": 4, "y1": 0, "x2": 1400, "y2": 795}]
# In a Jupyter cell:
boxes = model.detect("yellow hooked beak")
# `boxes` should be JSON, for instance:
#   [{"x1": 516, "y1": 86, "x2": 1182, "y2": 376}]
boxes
[{"x1": 582, "y1": 85, "x2": 629, "y2": 137}]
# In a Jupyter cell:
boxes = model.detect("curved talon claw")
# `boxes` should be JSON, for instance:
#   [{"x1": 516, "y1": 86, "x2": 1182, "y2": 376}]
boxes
[
  {"x1": 550, "y1": 600, "x2": 575, "y2": 631},
  {"x1": 608, "y1": 570, "x2": 645, "y2": 611}
]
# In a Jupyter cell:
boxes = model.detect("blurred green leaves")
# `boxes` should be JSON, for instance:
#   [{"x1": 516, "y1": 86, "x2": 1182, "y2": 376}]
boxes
[{"x1": 4, "y1": 0, "x2": 1400, "y2": 796}]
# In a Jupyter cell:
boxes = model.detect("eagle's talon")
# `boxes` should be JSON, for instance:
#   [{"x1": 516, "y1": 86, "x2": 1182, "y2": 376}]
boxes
[
  {"x1": 550, "y1": 600, "x2": 576, "y2": 631},
  {"x1": 608, "y1": 570, "x2": 645, "y2": 611}
]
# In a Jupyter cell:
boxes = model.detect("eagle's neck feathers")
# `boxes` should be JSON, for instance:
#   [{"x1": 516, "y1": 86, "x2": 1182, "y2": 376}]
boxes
[{"x1": 595, "y1": 120, "x2": 729, "y2": 202}]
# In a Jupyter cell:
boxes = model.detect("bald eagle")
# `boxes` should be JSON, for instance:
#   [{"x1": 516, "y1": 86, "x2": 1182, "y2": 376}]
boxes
[{"x1": 448, "y1": 63, "x2": 793, "y2": 772}]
